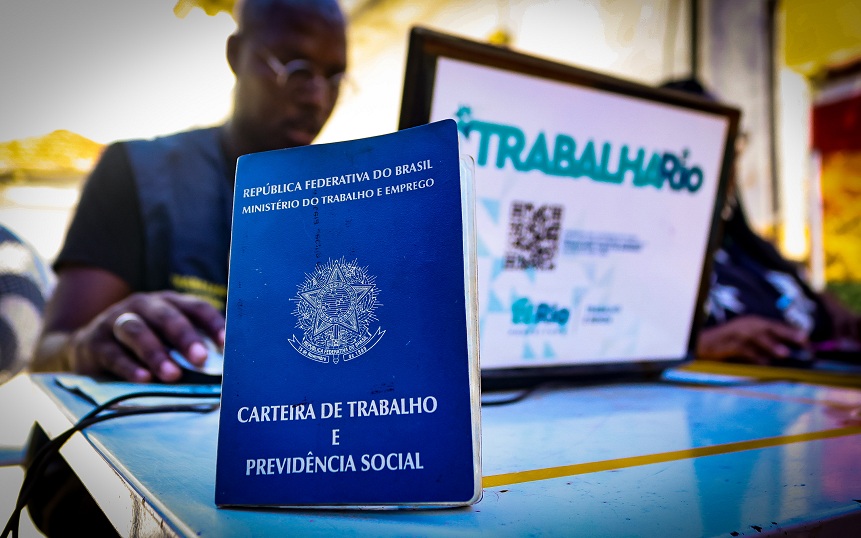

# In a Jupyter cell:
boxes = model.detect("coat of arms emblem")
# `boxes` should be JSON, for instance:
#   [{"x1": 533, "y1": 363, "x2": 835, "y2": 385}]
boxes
[{"x1": 289, "y1": 258, "x2": 385, "y2": 363}]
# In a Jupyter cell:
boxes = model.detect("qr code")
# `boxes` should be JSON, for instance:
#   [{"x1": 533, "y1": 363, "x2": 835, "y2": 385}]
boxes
[{"x1": 505, "y1": 201, "x2": 564, "y2": 270}]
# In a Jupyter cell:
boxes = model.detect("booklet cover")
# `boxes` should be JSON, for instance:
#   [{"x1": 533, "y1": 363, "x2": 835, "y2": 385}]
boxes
[{"x1": 215, "y1": 119, "x2": 481, "y2": 507}]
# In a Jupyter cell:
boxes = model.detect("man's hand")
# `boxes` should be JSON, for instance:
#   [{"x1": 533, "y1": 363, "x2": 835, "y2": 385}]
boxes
[
  {"x1": 33, "y1": 266, "x2": 225, "y2": 383},
  {"x1": 697, "y1": 315, "x2": 809, "y2": 365},
  {"x1": 70, "y1": 291, "x2": 225, "y2": 382}
]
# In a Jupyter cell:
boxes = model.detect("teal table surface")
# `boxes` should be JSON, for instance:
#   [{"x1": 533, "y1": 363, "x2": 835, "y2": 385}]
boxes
[{"x1": 10, "y1": 372, "x2": 861, "y2": 537}]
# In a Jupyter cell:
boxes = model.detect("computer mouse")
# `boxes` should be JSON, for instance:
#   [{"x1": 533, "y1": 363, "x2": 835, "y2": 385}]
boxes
[{"x1": 168, "y1": 336, "x2": 224, "y2": 384}]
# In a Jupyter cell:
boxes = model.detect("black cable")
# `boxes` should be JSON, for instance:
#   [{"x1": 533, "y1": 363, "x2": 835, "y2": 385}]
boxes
[
  {"x1": 16, "y1": 391, "x2": 220, "y2": 513},
  {"x1": 2, "y1": 390, "x2": 220, "y2": 538},
  {"x1": 6, "y1": 399, "x2": 220, "y2": 538},
  {"x1": 481, "y1": 383, "x2": 542, "y2": 406},
  {"x1": 19, "y1": 401, "x2": 219, "y2": 512}
]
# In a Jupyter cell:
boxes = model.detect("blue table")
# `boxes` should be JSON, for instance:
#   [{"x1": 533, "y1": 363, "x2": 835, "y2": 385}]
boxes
[{"x1": 4, "y1": 369, "x2": 861, "y2": 537}]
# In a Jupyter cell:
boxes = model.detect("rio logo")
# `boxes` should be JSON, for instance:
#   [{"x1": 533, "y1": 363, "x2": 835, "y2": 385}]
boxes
[{"x1": 511, "y1": 297, "x2": 570, "y2": 327}]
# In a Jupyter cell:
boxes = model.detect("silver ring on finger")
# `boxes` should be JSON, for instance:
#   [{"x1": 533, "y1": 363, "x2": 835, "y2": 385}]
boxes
[{"x1": 112, "y1": 312, "x2": 144, "y2": 340}]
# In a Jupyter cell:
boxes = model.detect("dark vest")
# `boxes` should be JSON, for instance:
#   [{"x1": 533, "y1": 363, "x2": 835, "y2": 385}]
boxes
[{"x1": 125, "y1": 127, "x2": 233, "y2": 311}]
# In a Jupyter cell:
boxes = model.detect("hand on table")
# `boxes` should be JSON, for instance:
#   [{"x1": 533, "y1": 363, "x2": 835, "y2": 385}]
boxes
[
  {"x1": 69, "y1": 291, "x2": 225, "y2": 383},
  {"x1": 696, "y1": 315, "x2": 809, "y2": 365}
]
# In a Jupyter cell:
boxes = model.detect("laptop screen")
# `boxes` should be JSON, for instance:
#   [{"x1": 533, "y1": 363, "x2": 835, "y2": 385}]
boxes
[{"x1": 399, "y1": 27, "x2": 740, "y2": 385}]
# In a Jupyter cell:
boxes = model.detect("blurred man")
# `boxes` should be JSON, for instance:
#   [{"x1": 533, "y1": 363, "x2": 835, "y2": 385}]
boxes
[
  {"x1": 662, "y1": 78, "x2": 861, "y2": 365},
  {"x1": 32, "y1": 0, "x2": 348, "y2": 382}
]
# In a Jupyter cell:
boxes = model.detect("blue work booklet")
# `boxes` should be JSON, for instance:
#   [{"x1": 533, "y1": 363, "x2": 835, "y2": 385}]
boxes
[{"x1": 215, "y1": 119, "x2": 481, "y2": 507}]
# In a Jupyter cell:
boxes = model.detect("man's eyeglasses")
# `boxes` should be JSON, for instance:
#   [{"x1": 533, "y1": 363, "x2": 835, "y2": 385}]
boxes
[{"x1": 258, "y1": 47, "x2": 348, "y2": 94}]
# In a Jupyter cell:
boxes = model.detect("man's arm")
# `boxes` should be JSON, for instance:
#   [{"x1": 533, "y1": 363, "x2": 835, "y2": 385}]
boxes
[
  {"x1": 696, "y1": 315, "x2": 809, "y2": 365},
  {"x1": 32, "y1": 142, "x2": 225, "y2": 382},
  {"x1": 33, "y1": 266, "x2": 225, "y2": 382},
  {"x1": 32, "y1": 266, "x2": 129, "y2": 372}
]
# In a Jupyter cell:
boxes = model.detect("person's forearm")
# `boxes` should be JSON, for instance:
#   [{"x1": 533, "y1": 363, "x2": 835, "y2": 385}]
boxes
[{"x1": 29, "y1": 331, "x2": 75, "y2": 372}]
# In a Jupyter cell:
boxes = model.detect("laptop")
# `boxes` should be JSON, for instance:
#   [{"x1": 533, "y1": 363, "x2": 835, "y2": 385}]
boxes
[{"x1": 398, "y1": 27, "x2": 740, "y2": 389}]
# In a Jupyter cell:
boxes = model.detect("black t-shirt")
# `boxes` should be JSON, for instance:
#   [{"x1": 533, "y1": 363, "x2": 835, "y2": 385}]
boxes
[{"x1": 55, "y1": 143, "x2": 147, "y2": 290}]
